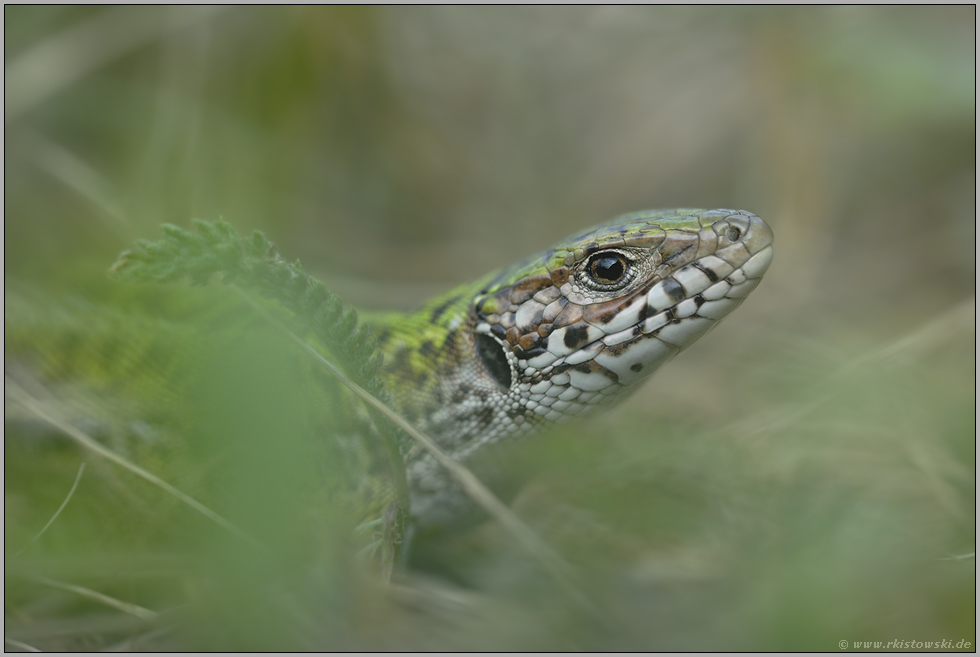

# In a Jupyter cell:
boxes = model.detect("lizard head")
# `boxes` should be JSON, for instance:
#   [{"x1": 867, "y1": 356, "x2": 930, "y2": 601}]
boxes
[{"x1": 469, "y1": 208, "x2": 774, "y2": 431}]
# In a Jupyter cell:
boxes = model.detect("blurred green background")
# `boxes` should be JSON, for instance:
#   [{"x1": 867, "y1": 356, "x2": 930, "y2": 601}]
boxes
[{"x1": 4, "y1": 6, "x2": 975, "y2": 651}]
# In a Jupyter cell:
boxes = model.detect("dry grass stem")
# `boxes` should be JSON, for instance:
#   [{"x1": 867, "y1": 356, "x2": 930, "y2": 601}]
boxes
[
  {"x1": 31, "y1": 576, "x2": 158, "y2": 621},
  {"x1": 5, "y1": 376, "x2": 260, "y2": 548},
  {"x1": 14, "y1": 463, "x2": 86, "y2": 557}
]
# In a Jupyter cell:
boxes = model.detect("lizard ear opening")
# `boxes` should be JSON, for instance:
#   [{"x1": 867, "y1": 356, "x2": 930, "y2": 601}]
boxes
[{"x1": 475, "y1": 333, "x2": 513, "y2": 391}]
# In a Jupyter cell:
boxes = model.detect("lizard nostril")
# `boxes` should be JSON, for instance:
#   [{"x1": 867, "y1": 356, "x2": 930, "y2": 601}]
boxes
[{"x1": 725, "y1": 226, "x2": 742, "y2": 242}]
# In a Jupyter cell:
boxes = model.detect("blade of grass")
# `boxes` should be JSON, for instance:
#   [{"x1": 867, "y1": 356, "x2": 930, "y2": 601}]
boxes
[
  {"x1": 733, "y1": 298, "x2": 976, "y2": 437},
  {"x1": 14, "y1": 463, "x2": 86, "y2": 557},
  {"x1": 5, "y1": 6, "x2": 226, "y2": 121},
  {"x1": 31, "y1": 576, "x2": 158, "y2": 621},
  {"x1": 101, "y1": 627, "x2": 173, "y2": 652},
  {"x1": 4, "y1": 637, "x2": 42, "y2": 653},
  {"x1": 5, "y1": 376, "x2": 260, "y2": 548},
  {"x1": 21, "y1": 130, "x2": 130, "y2": 238}
]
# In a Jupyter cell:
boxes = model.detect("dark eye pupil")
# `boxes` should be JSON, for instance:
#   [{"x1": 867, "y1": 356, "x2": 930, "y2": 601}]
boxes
[{"x1": 591, "y1": 255, "x2": 625, "y2": 283}]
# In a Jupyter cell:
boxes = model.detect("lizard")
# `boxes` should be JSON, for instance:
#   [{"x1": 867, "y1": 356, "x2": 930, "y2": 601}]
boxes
[
  {"x1": 6, "y1": 208, "x2": 773, "y2": 554},
  {"x1": 366, "y1": 208, "x2": 773, "y2": 533}
]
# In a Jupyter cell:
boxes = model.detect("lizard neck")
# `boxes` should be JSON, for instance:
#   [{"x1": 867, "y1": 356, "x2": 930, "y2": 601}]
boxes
[{"x1": 367, "y1": 278, "x2": 508, "y2": 456}]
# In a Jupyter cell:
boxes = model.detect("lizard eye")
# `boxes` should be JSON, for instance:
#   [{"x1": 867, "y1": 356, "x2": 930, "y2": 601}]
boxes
[{"x1": 586, "y1": 252, "x2": 629, "y2": 287}]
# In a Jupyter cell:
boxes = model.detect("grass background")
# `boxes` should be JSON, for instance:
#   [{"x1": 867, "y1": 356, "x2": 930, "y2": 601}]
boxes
[{"x1": 5, "y1": 6, "x2": 975, "y2": 651}]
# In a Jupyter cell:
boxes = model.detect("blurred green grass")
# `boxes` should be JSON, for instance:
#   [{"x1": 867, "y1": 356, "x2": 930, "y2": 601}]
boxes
[{"x1": 4, "y1": 6, "x2": 975, "y2": 651}]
